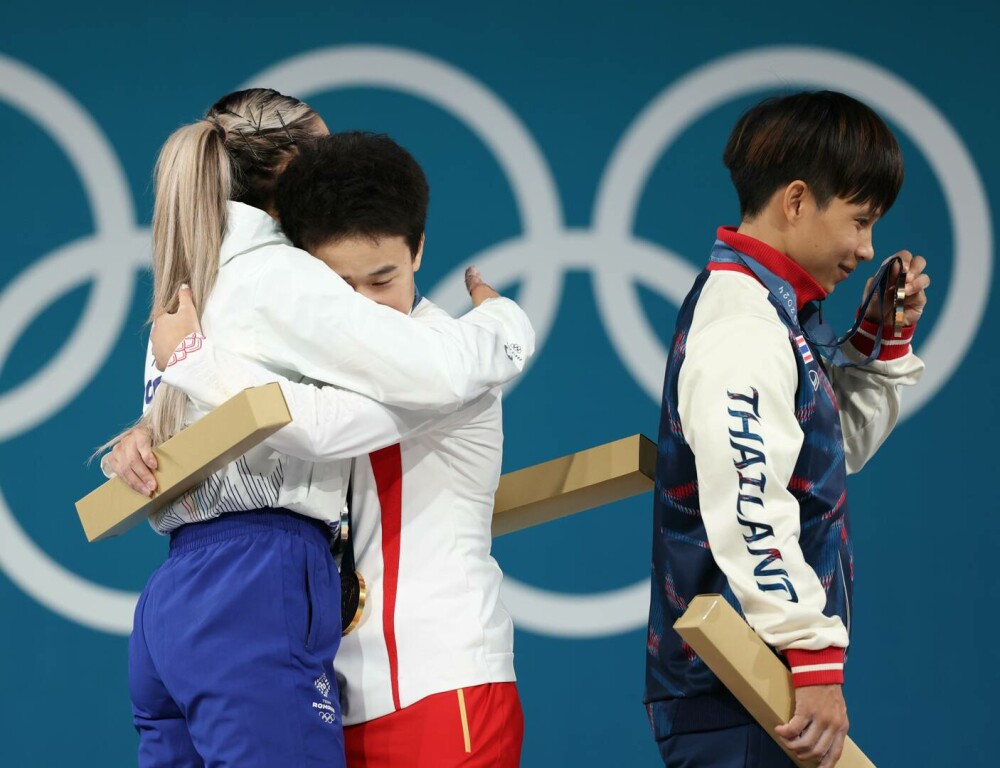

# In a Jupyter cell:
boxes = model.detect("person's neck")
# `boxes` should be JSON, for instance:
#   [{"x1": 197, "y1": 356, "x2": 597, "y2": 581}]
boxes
[
  {"x1": 722, "y1": 216, "x2": 827, "y2": 306},
  {"x1": 735, "y1": 212, "x2": 793, "y2": 263}
]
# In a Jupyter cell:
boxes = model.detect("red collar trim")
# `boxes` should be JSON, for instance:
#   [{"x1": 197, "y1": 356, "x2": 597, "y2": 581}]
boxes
[{"x1": 716, "y1": 226, "x2": 827, "y2": 309}]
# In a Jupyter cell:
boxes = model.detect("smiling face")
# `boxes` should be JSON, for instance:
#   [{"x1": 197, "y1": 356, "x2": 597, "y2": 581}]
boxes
[
  {"x1": 312, "y1": 234, "x2": 423, "y2": 315},
  {"x1": 783, "y1": 187, "x2": 879, "y2": 294}
]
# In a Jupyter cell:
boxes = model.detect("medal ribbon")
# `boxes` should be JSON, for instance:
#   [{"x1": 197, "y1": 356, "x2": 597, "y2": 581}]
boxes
[{"x1": 709, "y1": 241, "x2": 902, "y2": 369}]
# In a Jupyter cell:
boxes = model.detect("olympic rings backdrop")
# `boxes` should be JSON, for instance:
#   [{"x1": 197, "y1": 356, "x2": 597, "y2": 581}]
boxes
[{"x1": 2, "y1": 2, "x2": 997, "y2": 765}]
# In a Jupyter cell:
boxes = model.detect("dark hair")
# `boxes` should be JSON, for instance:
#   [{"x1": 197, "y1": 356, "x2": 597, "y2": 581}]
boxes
[
  {"x1": 722, "y1": 90, "x2": 904, "y2": 219},
  {"x1": 275, "y1": 131, "x2": 429, "y2": 257}
]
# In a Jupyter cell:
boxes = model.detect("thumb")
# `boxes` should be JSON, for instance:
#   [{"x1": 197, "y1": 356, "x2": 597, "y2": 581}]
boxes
[
  {"x1": 465, "y1": 266, "x2": 483, "y2": 292},
  {"x1": 176, "y1": 284, "x2": 200, "y2": 322},
  {"x1": 775, "y1": 714, "x2": 808, "y2": 739}
]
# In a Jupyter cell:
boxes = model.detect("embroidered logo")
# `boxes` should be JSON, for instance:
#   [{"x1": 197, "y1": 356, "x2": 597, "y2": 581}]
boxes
[
  {"x1": 808, "y1": 369, "x2": 821, "y2": 391},
  {"x1": 314, "y1": 673, "x2": 331, "y2": 698},
  {"x1": 504, "y1": 342, "x2": 524, "y2": 363},
  {"x1": 793, "y1": 335, "x2": 814, "y2": 364},
  {"x1": 311, "y1": 673, "x2": 337, "y2": 725},
  {"x1": 312, "y1": 699, "x2": 337, "y2": 725},
  {"x1": 166, "y1": 332, "x2": 205, "y2": 368}
]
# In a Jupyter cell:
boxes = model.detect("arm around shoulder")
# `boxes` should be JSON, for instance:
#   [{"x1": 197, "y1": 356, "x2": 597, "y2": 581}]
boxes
[
  {"x1": 161, "y1": 334, "x2": 438, "y2": 462},
  {"x1": 250, "y1": 253, "x2": 535, "y2": 410}
]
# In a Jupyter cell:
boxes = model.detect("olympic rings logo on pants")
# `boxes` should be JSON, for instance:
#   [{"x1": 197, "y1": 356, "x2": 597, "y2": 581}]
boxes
[{"x1": 0, "y1": 45, "x2": 990, "y2": 637}]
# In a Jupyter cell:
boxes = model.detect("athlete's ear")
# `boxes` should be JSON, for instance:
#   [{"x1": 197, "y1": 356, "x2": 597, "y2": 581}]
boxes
[
  {"x1": 412, "y1": 235, "x2": 424, "y2": 273},
  {"x1": 782, "y1": 180, "x2": 808, "y2": 222}
]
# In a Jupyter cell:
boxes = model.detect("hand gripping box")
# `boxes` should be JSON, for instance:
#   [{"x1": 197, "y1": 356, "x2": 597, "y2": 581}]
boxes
[
  {"x1": 675, "y1": 595, "x2": 876, "y2": 768},
  {"x1": 75, "y1": 383, "x2": 291, "y2": 542}
]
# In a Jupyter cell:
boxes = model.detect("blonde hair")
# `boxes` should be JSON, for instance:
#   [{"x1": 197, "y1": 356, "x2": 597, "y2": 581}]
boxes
[{"x1": 103, "y1": 89, "x2": 322, "y2": 452}]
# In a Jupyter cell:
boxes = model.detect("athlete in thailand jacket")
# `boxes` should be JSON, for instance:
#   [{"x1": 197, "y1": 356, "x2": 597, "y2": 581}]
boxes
[{"x1": 645, "y1": 227, "x2": 924, "y2": 737}]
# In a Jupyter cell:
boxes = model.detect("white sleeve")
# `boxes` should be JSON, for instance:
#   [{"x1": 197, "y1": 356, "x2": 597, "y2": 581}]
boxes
[
  {"x1": 679, "y1": 316, "x2": 848, "y2": 653},
  {"x1": 249, "y1": 253, "x2": 534, "y2": 410},
  {"x1": 160, "y1": 334, "x2": 438, "y2": 462},
  {"x1": 827, "y1": 321, "x2": 925, "y2": 475}
]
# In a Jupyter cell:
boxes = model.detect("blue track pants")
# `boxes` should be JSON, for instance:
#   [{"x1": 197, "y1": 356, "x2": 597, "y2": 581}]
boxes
[{"x1": 128, "y1": 509, "x2": 344, "y2": 767}]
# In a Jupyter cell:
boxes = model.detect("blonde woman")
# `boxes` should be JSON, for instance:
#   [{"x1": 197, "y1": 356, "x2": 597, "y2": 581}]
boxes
[{"x1": 106, "y1": 89, "x2": 534, "y2": 768}]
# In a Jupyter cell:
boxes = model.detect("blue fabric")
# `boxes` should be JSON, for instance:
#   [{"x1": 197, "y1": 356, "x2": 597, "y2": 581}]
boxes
[
  {"x1": 645, "y1": 241, "x2": 853, "y2": 728},
  {"x1": 654, "y1": 722, "x2": 796, "y2": 768},
  {"x1": 129, "y1": 509, "x2": 345, "y2": 768}
]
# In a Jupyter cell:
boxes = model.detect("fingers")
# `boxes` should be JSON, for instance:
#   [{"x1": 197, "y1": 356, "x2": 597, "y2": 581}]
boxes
[
  {"x1": 135, "y1": 427, "x2": 158, "y2": 478},
  {"x1": 777, "y1": 685, "x2": 848, "y2": 763},
  {"x1": 151, "y1": 283, "x2": 203, "y2": 370},
  {"x1": 108, "y1": 441, "x2": 124, "y2": 476},
  {"x1": 906, "y1": 272, "x2": 930, "y2": 297},
  {"x1": 903, "y1": 256, "x2": 930, "y2": 325},
  {"x1": 121, "y1": 463, "x2": 154, "y2": 497},
  {"x1": 780, "y1": 720, "x2": 843, "y2": 763},
  {"x1": 818, "y1": 730, "x2": 847, "y2": 768},
  {"x1": 774, "y1": 714, "x2": 809, "y2": 741},
  {"x1": 905, "y1": 253, "x2": 927, "y2": 278},
  {"x1": 866, "y1": 251, "x2": 930, "y2": 325},
  {"x1": 782, "y1": 719, "x2": 820, "y2": 759},
  {"x1": 888, "y1": 248, "x2": 913, "y2": 271},
  {"x1": 113, "y1": 430, "x2": 157, "y2": 496}
]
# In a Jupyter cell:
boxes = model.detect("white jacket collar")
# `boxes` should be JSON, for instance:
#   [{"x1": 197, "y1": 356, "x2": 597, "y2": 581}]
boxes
[{"x1": 219, "y1": 201, "x2": 292, "y2": 267}]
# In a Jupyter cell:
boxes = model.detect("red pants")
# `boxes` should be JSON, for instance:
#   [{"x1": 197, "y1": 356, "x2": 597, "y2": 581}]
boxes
[{"x1": 344, "y1": 683, "x2": 523, "y2": 767}]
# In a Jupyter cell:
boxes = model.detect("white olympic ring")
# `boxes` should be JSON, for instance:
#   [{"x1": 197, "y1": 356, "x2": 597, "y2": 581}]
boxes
[
  {"x1": 0, "y1": 53, "x2": 150, "y2": 634},
  {"x1": 0, "y1": 45, "x2": 990, "y2": 639}
]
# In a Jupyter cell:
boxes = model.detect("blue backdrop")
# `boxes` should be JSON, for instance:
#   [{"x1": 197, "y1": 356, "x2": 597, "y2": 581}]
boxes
[{"x1": 1, "y1": 1, "x2": 995, "y2": 765}]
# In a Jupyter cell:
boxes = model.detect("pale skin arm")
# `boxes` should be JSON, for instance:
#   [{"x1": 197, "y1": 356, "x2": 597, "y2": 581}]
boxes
[{"x1": 106, "y1": 268, "x2": 500, "y2": 496}]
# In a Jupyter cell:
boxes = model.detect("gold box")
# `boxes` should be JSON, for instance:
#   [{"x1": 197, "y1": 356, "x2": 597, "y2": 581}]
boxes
[
  {"x1": 75, "y1": 383, "x2": 291, "y2": 542},
  {"x1": 492, "y1": 434, "x2": 655, "y2": 537},
  {"x1": 674, "y1": 595, "x2": 875, "y2": 768}
]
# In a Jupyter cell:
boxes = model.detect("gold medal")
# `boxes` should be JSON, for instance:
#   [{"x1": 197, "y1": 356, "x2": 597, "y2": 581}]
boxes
[{"x1": 341, "y1": 569, "x2": 367, "y2": 636}]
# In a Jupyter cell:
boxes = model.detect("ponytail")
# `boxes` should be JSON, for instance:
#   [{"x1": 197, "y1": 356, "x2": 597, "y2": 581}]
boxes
[
  {"x1": 97, "y1": 120, "x2": 230, "y2": 453},
  {"x1": 142, "y1": 120, "x2": 231, "y2": 444},
  {"x1": 96, "y1": 88, "x2": 320, "y2": 456}
]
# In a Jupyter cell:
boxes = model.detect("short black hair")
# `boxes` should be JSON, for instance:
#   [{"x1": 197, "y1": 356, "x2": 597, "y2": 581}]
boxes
[
  {"x1": 723, "y1": 90, "x2": 904, "y2": 219},
  {"x1": 275, "y1": 131, "x2": 429, "y2": 256}
]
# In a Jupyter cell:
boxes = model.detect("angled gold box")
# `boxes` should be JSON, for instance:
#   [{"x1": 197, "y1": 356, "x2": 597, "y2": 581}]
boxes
[
  {"x1": 492, "y1": 434, "x2": 656, "y2": 537},
  {"x1": 674, "y1": 595, "x2": 875, "y2": 768},
  {"x1": 75, "y1": 383, "x2": 291, "y2": 542}
]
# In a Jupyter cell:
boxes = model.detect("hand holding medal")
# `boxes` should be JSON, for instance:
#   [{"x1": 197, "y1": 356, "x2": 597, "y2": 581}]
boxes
[{"x1": 861, "y1": 250, "x2": 931, "y2": 332}]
